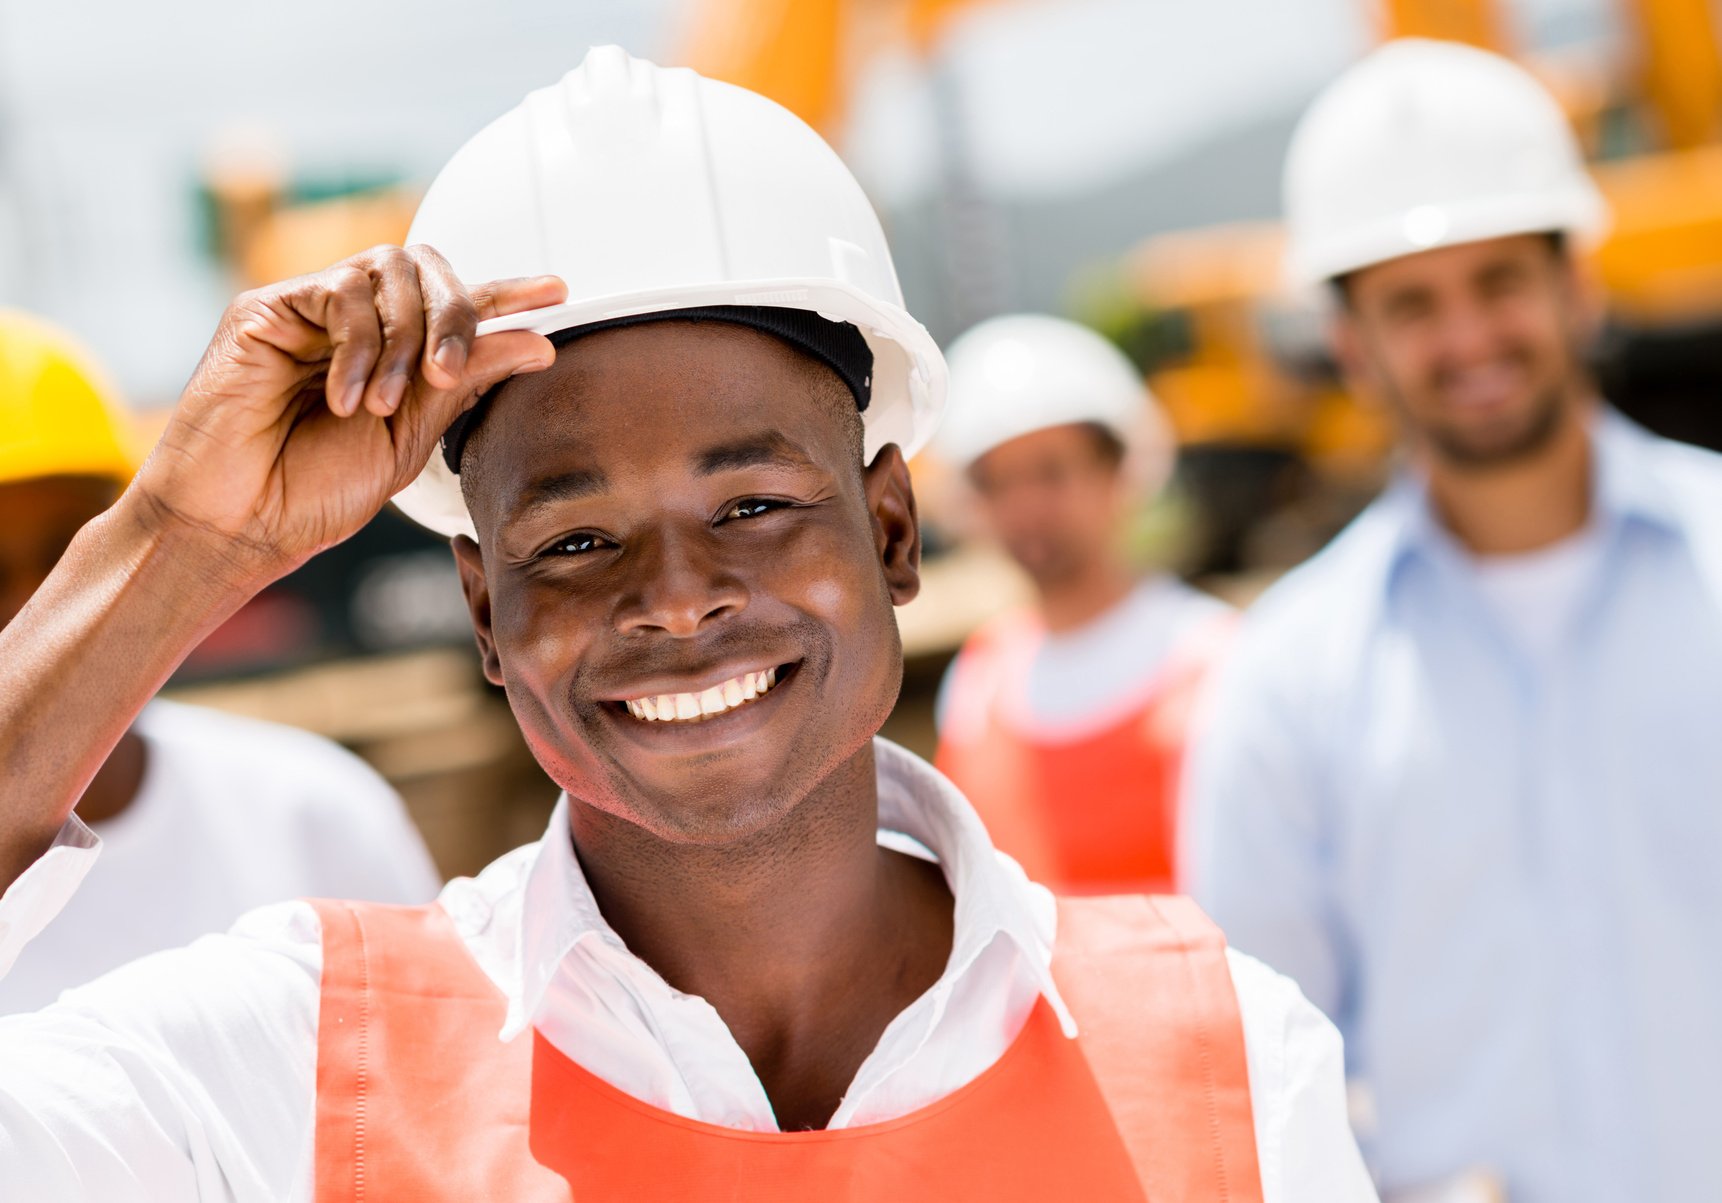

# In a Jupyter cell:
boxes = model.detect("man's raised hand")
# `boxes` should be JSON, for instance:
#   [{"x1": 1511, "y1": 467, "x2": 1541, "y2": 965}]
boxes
[{"x1": 131, "y1": 245, "x2": 562, "y2": 585}]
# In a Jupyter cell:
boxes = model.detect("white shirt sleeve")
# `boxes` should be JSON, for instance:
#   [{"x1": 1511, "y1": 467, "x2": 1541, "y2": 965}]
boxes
[
  {"x1": 1231, "y1": 947, "x2": 1378, "y2": 1203},
  {"x1": 0, "y1": 869, "x2": 322, "y2": 1203},
  {"x1": 0, "y1": 817, "x2": 100, "y2": 978}
]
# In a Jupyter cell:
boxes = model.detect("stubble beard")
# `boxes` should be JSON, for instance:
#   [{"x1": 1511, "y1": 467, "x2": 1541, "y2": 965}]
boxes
[
  {"x1": 1381, "y1": 333, "x2": 1586, "y2": 473},
  {"x1": 1422, "y1": 380, "x2": 1569, "y2": 470}
]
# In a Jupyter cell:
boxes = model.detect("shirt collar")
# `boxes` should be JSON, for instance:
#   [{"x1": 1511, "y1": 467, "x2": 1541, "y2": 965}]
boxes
[
  {"x1": 1383, "y1": 405, "x2": 1682, "y2": 580},
  {"x1": 500, "y1": 736, "x2": 1075, "y2": 1041}
]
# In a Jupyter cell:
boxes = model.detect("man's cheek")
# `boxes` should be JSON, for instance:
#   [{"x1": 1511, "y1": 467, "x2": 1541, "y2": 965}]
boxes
[{"x1": 800, "y1": 577, "x2": 851, "y2": 617}]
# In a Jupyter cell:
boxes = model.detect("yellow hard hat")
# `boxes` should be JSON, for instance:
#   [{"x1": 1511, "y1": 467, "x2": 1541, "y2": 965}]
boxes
[{"x1": 0, "y1": 310, "x2": 137, "y2": 487}]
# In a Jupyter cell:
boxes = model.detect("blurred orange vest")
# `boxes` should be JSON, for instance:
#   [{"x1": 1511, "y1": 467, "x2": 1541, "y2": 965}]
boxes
[
  {"x1": 936, "y1": 607, "x2": 1229, "y2": 894},
  {"x1": 308, "y1": 894, "x2": 1261, "y2": 1203}
]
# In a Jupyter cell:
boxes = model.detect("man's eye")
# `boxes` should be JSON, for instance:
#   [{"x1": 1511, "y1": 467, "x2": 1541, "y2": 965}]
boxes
[
  {"x1": 725, "y1": 498, "x2": 786, "y2": 521},
  {"x1": 546, "y1": 532, "x2": 612, "y2": 556}
]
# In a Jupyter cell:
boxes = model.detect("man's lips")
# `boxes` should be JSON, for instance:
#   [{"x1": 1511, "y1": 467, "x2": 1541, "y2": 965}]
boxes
[{"x1": 1433, "y1": 359, "x2": 1528, "y2": 410}]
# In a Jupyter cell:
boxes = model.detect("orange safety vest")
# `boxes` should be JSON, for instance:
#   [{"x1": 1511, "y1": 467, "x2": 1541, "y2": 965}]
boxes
[
  {"x1": 309, "y1": 894, "x2": 1262, "y2": 1203},
  {"x1": 936, "y1": 608, "x2": 1229, "y2": 895}
]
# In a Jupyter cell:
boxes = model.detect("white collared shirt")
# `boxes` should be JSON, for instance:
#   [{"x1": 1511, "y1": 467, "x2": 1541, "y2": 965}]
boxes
[{"x1": 0, "y1": 738, "x2": 1375, "y2": 1201}]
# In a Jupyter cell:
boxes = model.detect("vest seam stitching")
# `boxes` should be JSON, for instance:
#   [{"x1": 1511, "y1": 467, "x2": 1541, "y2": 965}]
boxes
[
  {"x1": 353, "y1": 903, "x2": 371, "y2": 1203},
  {"x1": 1157, "y1": 896, "x2": 1232, "y2": 1201}
]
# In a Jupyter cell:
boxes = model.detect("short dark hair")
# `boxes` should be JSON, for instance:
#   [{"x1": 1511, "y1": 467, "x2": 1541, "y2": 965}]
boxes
[{"x1": 1081, "y1": 421, "x2": 1128, "y2": 468}]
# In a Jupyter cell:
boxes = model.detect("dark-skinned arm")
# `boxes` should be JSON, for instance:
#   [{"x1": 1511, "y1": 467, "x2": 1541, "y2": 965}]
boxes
[{"x1": 0, "y1": 246, "x2": 563, "y2": 893}]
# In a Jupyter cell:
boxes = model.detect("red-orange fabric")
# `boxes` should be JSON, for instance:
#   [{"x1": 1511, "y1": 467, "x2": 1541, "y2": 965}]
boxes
[
  {"x1": 936, "y1": 608, "x2": 1228, "y2": 894},
  {"x1": 309, "y1": 893, "x2": 1262, "y2": 1203}
]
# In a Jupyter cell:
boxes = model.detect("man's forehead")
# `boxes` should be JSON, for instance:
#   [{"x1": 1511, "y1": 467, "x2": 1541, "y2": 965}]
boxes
[
  {"x1": 493, "y1": 323, "x2": 837, "y2": 432},
  {"x1": 475, "y1": 410, "x2": 834, "y2": 532},
  {"x1": 1359, "y1": 233, "x2": 1559, "y2": 291},
  {"x1": 507, "y1": 428, "x2": 822, "y2": 500},
  {"x1": 460, "y1": 320, "x2": 864, "y2": 536},
  {"x1": 482, "y1": 324, "x2": 861, "y2": 467}
]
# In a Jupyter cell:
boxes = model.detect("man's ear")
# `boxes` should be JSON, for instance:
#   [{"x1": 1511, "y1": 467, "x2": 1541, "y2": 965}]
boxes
[
  {"x1": 863, "y1": 444, "x2": 922, "y2": 606},
  {"x1": 451, "y1": 535, "x2": 504, "y2": 687},
  {"x1": 1329, "y1": 308, "x2": 1384, "y2": 410}
]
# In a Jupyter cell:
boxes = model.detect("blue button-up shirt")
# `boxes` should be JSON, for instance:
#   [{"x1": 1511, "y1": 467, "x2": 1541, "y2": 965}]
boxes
[{"x1": 1188, "y1": 411, "x2": 1722, "y2": 1202}]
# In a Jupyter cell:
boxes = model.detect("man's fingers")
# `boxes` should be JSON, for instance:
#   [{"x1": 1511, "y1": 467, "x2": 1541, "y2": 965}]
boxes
[
  {"x1": 321, "y1": 266, "x2": 384, "y2": 417},
  {"x1": 390, "y1": 330, "x2": 555, "y2": 482},
  {"x1": 422, "y1": 330, "x2": 556, "y2": 442},
  {"x1": 362, "y1": 250, "x2": 427, "y2": 417},
  {"x1": 469, "y1": 274, "x2": 568, "y2": 323},
  {"x1": 464, "y1": 329, "x2": 558, "y2": 394},
  {"x1": 408, "y1": 246, "x2": 481, "y2": 390}
]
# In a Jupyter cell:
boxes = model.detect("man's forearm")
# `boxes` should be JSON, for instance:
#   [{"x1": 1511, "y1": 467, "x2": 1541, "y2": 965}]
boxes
[{"x1": 0, "y1": 490, "x2": 270, "y2": 888}]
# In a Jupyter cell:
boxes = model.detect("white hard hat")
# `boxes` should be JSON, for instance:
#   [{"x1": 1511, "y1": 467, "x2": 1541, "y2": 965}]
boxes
[
  {"x1": 1283, "y1": 38, "x2": 1608, "y2": 287},
  {"x1": 393, "y1": 46, "x2": 945, "y2": 539},
  {"x1": 934, "y1": 313, "x2": 1173, "y2": 495}
]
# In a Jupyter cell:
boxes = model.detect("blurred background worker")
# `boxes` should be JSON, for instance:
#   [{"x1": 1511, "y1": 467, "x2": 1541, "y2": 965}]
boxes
[
  {"x1": 0, "y1": 311, "x2": 440, "y2": 1014},
  {"x1": 932, "y1": 315, "x2": 1229, "y2": 893},
  {"x1": 1187, "y1": 40, "x2": 1722, "y2": 1203}
]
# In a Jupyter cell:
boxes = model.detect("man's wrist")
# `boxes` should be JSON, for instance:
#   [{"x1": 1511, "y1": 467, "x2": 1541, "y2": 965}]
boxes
[{"x1": 103, "y1": 488, "x2": 290, "y2": 619}]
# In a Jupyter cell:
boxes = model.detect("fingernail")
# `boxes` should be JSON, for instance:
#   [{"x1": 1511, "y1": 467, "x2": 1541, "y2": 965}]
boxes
[
  {"x1": 435, "y1": 338, "x2": 468, "y2": 376},
  {"x1": 380, "y1": 372, "x2": 408, "y2": 413},
  {"x1": 341, "y1": 374, "x2": 368, "y2": 415}
]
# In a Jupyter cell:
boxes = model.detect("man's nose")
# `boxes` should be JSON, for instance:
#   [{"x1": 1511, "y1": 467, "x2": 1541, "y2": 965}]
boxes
[
  {"x1": 612, "y1": 528, "x2": 748, "y2": 638},
  {"x1": 1432, "y1": 297, "x2": 1500, "y2": 365}
]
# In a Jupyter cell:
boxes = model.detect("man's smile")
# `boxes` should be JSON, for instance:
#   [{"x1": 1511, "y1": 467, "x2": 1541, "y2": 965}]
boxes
[
  {"x1": 591, "y1": 658, "x2": 806, "y2": 755},
  {"x1": 621, "y1": 666, "x2": 782, "y2": 723}
]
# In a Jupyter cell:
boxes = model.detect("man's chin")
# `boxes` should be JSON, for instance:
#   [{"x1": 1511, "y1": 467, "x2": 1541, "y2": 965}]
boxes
[
  {"x1": 576, "y1": 737, "x2": 807, "y2": 841},
  {"x1": 1010, "y1": 547, "x2": 1083, "y2": 590},
  {"x1": 611, "y1": 782, "x2": 800, "y2": 846},
  {"x1": 1425, "y1": 395, "x2": 1568, "y2": 469}
]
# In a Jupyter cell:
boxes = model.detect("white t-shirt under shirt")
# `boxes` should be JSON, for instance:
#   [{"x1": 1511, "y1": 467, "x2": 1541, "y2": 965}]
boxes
[
  {"x1": 0, "y1": 700, "x2": 441, "y2": 1014},
  {"x1": 1467, "y1": 522, "x2": 1609, "y2": 663},
  {"x1": 938, "y1": 575, "x2": 1232, "y2": 735}
]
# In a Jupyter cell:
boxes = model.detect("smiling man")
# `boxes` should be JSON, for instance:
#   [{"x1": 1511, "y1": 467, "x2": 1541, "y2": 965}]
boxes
[
  {"x1": 1187, "y1": 40, "x2": 1722, "y2": 1203},
  {"x1": 0, "y1": 49, "x2": 1371, "y2": 1201}
]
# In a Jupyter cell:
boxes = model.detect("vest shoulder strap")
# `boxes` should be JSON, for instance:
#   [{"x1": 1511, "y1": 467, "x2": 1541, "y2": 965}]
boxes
[
  {"x1": 1053, "y1": 893, "x2": 1265, "y2": 1203},
  {"x1": 308, "y1": 898, "x2": 548, "y2": 1203}
]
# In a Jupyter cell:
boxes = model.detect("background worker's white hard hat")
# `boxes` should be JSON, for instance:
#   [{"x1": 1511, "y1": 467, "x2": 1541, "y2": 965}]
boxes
[
  {"x1": 1283, "y1": 38, "x2": 1609, "y2": 287},
  {"x1": 392, "y1": 46, "x2": 946, "y2": 539},
  {"x1": 934, "y1": 313, "x2": 1173, "y2": 497}
]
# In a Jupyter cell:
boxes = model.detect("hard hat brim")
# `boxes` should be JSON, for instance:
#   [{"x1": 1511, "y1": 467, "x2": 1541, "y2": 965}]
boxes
[{"x1": 1286, "y1": 184, "x2": 1610, "y2": 287}]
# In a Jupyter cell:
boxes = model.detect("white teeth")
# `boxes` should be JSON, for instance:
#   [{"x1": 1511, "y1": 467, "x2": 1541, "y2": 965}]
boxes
[{"x1": 624, "y1": 668, "x2": 784, "y2": 723}]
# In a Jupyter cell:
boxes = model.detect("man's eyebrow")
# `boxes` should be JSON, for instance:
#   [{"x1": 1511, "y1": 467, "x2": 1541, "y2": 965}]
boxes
[
  {"x1": 506, "y1": 467, "x2": 611, "y2": 519},
  {"x1": 696, "y1": 432, "x2": 821, "y2": 476}
]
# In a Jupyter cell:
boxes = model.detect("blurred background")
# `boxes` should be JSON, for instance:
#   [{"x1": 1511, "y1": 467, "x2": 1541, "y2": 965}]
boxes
[{"x1": 6, "y1": 0, "x2": 1721, "y2": 878}]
